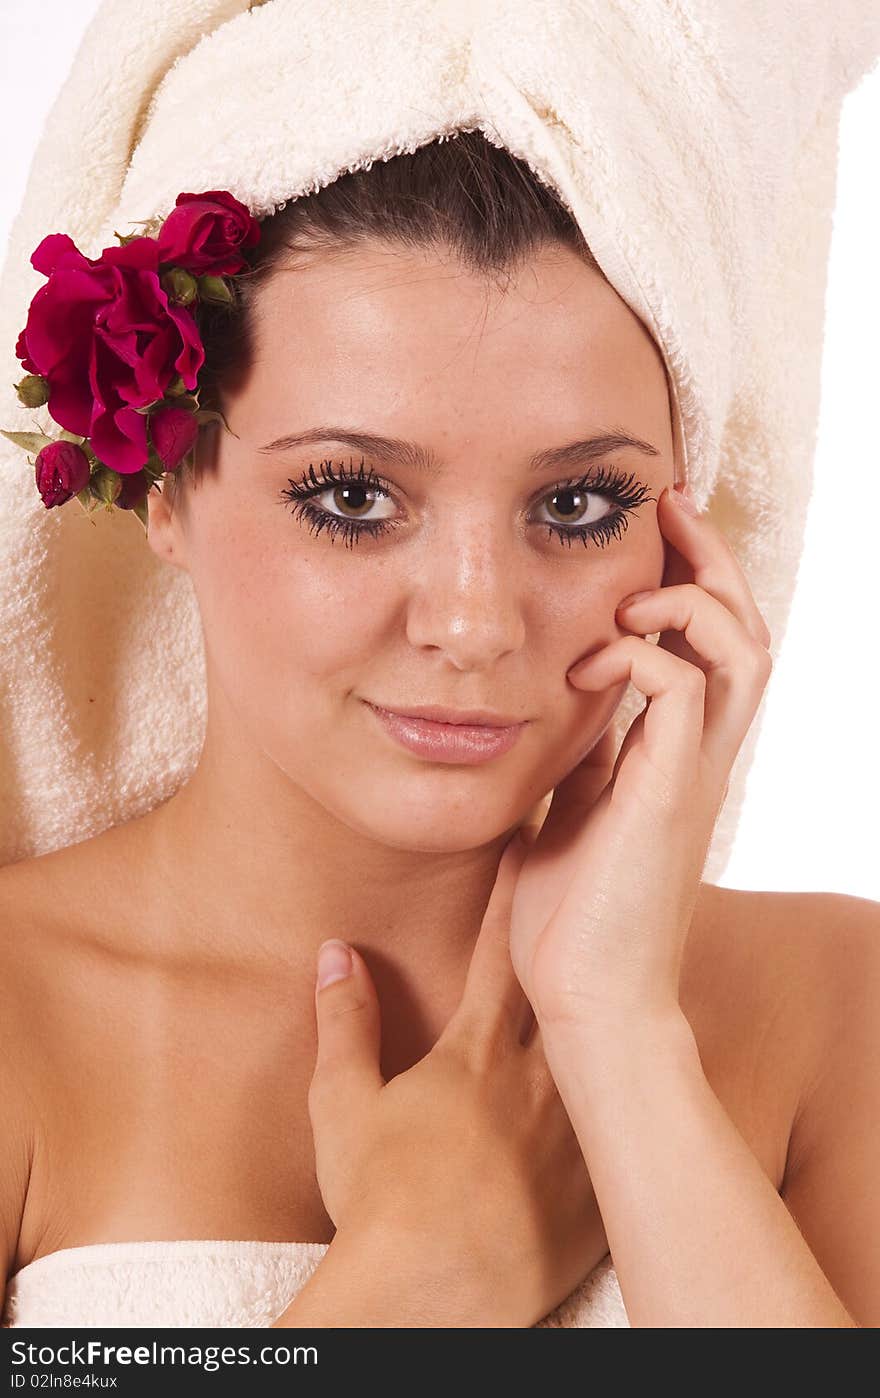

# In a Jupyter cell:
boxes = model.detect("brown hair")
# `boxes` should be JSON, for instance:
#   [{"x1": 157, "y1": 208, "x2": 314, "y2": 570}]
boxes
[{"x1": 171, "y1": 128, "x2": 600, "y2": 492}]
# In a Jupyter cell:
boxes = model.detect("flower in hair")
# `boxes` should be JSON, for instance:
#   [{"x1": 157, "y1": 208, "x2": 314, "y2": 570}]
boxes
[{"x1": 2, "y1": 190, "x2": 261, "y2": 531}]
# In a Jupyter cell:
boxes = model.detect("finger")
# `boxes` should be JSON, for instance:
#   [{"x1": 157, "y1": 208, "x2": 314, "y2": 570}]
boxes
[
  {"x1": 578, "y1": 588, "x2": 772, "y2": 790},
  {"x1": 657, "y1": 485, "x2": 772, "y2": 648},
  {"x1": 309, "y1": 941, "x2": 384, "y2": 1127},
  {"x1": 567, "y1": 634, "x2": 705, "y2": 802},
  {"x1": 447, "y1": 831, "x2": 535, "y2": 1051},
  {"x1": 613, "y1": 582, "x2": 773, "y2": 777}
]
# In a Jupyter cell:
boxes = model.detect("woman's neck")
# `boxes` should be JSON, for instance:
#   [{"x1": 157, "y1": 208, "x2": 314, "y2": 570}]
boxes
[{"x1": 134, "y1": 733, "x2": 517, "y2": 1074}]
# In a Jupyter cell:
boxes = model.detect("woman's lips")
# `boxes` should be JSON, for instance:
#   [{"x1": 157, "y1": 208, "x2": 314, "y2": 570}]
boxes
[{"x1": 364, "y1": 701, "x2": 528, "y2": 765}]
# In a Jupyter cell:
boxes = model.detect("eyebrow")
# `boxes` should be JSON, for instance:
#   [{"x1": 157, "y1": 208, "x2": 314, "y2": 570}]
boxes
[{"x1": 257, "y1": 425, "x2": 661, "y2": 473}]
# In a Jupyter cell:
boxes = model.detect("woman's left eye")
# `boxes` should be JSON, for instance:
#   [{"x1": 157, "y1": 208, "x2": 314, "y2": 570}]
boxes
[{"x1": 278, "y1": 458, "x2": 655, "y2": 550}]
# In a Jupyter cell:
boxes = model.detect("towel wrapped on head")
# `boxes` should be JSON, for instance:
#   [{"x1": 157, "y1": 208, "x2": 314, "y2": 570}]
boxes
[{"x1": 1, "y1": 0, "x2": 877, "y2": 876}]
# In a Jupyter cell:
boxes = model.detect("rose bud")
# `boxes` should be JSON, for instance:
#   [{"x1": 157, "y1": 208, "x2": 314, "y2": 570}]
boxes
[
  {"x1": 34, "y1": 439, "x2": 91, "y2": 509},
  {"x1": 196, "y1": 274, "x2": 234, "y2": 306},
  {"x1": 149, "y1": 404, "x2": 199, "y2": 473},
  {"x1": 16, "y1": 373, "x2": 50, "y2": 408},
  {"x1": 160, "y1": 267, "x2": 199, "y2": 307}
]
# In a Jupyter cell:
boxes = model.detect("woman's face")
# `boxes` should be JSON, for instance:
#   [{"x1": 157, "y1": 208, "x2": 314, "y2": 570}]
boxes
[{"x1": 148, "y1": 239, "x2": 675, "y2": 851}]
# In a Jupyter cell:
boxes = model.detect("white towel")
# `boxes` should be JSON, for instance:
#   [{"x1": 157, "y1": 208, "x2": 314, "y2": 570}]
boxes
[
  {"x1": 1, "y1": 0, "x2": 878, "y2": 876},
  {"x1": 0, "y1": 1238, "x2": 628, "y2": 1328}
]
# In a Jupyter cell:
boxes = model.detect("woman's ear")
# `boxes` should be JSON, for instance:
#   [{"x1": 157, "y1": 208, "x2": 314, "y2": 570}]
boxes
[{"x1": 145, "y1": 475, "x2": 190, "y2": 573}]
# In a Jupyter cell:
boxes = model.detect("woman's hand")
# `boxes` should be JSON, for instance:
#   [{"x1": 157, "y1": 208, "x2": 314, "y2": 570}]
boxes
[
  {"x1": 302, "y1": 836, "x2": 602, "y2": 1328},
  {"x1": 507, "y1": 482, "x2": 773, "y2": 1032}
]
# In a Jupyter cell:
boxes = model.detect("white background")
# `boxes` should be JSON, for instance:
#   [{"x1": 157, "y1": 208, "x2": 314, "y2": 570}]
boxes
[{"x1": 1, "y1": 4, "x2": 878, "y2": 900}]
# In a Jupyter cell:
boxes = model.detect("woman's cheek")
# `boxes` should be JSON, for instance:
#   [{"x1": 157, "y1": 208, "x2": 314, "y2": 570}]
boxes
[{"x1": 218, "y1": 534, "x2": 389, "y2": 696}]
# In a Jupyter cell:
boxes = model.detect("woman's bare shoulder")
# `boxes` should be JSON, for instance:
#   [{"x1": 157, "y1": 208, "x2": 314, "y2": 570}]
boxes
[
  {"x1": 691, "y1": 880, "x2": 879, "y2": 1006},
  {"x1": 689, "y1": 880, "x2": 879, "y2": 1133},
  {"x1": 0, "y1": 843, "x2": 89, "y2": 973},
  {"x1": 687, "y1": 880, "x2": 878, "y2": 1040},
  {"x1": 0, "y1": 830, "x2": 162, "y2": 1276},
  {"x1": 0, "y1": 829, "x2": 136, "y2": 1035},
  {"x1": 720, "y1": 885, "x2": 880, "y2": 1327},
  {"x1": 0, "y1": 848, "x2": 84, "y2": 1044},
  {"x1": 765, "y1": 885, "x2": 880, "y2": 1148},
  {"x1": 0, "y1": 817, "x2": 155, "y2": 962}
]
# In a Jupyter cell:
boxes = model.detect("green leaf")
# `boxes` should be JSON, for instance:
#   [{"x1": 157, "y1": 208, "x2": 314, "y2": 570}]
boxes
[
  {"x1": 90, "y1": 466, "x2": 122, "y2": 505},
  {"x1": 0, "y1": 428, "x2": 54, "y2": 455},
  {"x1": 75, "y1": 489, "x2": 99, "y2": 515},
  {"x1": 132, "y1": 496, "x2": 150, "y2": 533}
]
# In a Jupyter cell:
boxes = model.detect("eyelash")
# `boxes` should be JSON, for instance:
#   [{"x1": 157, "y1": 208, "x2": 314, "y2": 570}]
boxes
[{"x1": 278, "y1": 456, "x2": 655, "y2": 551}]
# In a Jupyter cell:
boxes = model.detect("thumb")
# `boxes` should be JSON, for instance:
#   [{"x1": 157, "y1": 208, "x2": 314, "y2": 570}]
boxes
[
  {"x1": 447, "y1": 831, "x2": 535, "y2": 1047},
  {"x1": 310, "y1": 940, "x2": 384, "y2": 1120}
]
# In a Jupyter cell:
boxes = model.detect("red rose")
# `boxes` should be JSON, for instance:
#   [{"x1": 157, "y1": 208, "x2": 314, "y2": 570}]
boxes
[
  {"x1": 149, "y1": 404, "x2": 199, "y2": 472},
  {"x1": 15, "y1": 233, "x2": 204, "y2": 475},
  {"x1": 156, "y1": 190, "x2": 260, "y2": 277},
  {"x1": 34, "y1": 439, "x2": 91, "y2": 509}
]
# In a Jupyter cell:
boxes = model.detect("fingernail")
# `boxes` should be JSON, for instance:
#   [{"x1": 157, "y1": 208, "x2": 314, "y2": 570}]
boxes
[
  {"x1": 317, "y1": 939, "x2": 352, "y2": 988},
  {"x1": 670, "y1": 483, "x2": 699, "y2": 516}
]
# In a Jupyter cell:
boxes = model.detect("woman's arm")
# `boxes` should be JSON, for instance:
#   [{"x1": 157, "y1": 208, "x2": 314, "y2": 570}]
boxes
[
  {"x1": 539, "y1": 982, "x2": 869, "y2": 1328},
  {"x1": 270, "y1": 1220, "x2": 507, "y2": 1328},
  {"x1": 502, "y1": 488, "x2": 873, "y2": 1326}
]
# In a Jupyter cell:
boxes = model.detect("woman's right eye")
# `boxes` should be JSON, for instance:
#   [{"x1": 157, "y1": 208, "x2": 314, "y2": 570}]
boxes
[
  {"x1": 279, "y1": 459, "x2": 401, "y2": 546},
  {"x1": 310, "y1": 479, "x2": 397, "y2": 522}
]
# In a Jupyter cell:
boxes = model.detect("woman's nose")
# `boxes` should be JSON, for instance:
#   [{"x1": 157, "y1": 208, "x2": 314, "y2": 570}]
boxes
[{"x1": 404, "y1": 522, "x2": 527, "y2": 670}]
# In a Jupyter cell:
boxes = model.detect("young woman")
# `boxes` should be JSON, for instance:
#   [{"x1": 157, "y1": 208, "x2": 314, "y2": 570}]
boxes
[{"x1": 1, "y1": 133, "x2": 876, "y2": 1328}]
